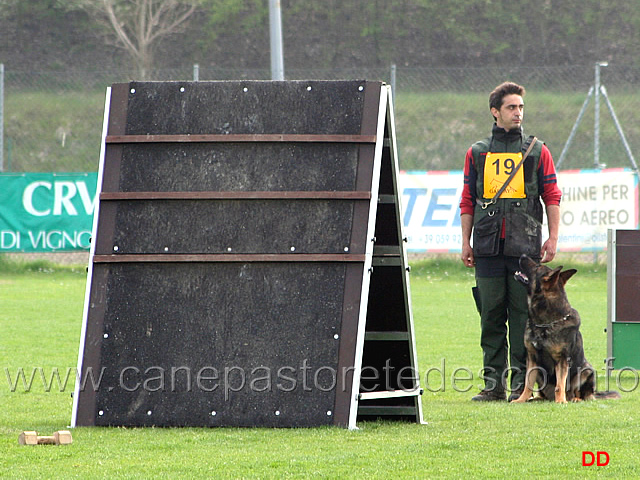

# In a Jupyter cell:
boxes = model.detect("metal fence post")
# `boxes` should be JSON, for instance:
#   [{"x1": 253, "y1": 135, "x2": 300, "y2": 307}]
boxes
[
  {"x1": 390, "y1": 64, "x2": 396, "y2": 99},
  {"x1": 269, "y1": 0, "x2": 285, "y2": 80},
  {"x1": 594, "y1": 62, "x2": 608, "y2": 169}
]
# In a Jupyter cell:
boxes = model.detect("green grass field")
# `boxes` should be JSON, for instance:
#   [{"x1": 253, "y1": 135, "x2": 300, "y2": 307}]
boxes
[{"x1": 1, "y1": 256, "x2": 639, "y2": 479}]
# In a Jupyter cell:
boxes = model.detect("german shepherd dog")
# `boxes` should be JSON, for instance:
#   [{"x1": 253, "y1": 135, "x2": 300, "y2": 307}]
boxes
[{"x1": 512, "y1": 255, "x2": 620, "y2": 403}]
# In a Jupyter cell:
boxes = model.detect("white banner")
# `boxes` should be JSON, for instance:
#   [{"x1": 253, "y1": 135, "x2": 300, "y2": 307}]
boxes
[
  {"x1": 399, "y1": 169, "x2": 638, "y2": 253},
  {"x1": 400, "y1": 171, "x2": 463, "y2": 252},
  {"x1": 555, "y1": 169, "x2": 638, "y2": 251}
]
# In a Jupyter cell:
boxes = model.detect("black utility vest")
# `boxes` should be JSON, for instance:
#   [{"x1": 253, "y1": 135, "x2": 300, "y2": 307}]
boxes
[{"x1": 471, "y1": 129, "x2": 544, "y2": 258}]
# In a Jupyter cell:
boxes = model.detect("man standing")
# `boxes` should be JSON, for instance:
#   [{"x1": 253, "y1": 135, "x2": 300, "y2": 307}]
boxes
[{"x1": 460, "y1": 82, "x2": 562, "y2": 402}]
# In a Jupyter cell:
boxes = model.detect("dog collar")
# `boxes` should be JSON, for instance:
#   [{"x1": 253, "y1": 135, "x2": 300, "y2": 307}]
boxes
[{"x1": 533, "y1": 313, "x2": 571, "y2": 328}]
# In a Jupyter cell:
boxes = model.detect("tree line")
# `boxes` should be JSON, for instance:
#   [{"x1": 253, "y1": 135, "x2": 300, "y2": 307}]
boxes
[{"x1": 1, "y1": 0, "x2": 639, "y2": 77}]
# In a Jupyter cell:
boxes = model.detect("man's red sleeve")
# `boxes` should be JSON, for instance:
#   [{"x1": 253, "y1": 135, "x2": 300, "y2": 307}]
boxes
[
  {"x1": 460, "y1": 147, "x2": 476, "y2": 216},
  {"x1": 538, "y1": 144, "x2": 562, "y2": 206}
]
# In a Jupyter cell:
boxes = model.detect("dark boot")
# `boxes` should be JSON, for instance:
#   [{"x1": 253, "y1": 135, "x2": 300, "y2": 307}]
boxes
[{"x1": 471, "y1": 389, "x2": 506, "y2": 402}]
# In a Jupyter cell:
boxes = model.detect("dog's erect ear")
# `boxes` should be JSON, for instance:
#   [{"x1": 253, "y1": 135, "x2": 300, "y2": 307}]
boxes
[
  {"x1": 559, "y1": 268, "x2": 577, "y2": 286},
  {"x1": 542, "y1": 266, "x2": 577, "y2": 289},
  {"x1": 542, "y1": 266, "x2": 563, "y2": 289}
]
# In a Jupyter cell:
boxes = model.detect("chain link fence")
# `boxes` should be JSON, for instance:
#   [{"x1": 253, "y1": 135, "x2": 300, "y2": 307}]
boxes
[{"x1": 2, "y1": 64, "x2": 639, "y2": 173}]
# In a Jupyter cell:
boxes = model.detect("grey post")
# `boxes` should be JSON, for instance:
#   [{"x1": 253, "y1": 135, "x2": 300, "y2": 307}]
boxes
[
  {"x1": 390, "y1": 64, "x2": 396, "y2": 100},
  {"x1": 594, "y1": 62, "x2": 607, "y2": 169},
  {"x1": 269, "y1": 0, "x2": 284, "y2": 80}
]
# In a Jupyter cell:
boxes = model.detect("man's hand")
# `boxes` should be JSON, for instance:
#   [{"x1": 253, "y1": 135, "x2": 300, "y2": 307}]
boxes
[
  {"x1": 541, "y1": 205, "x2": 560, "y2": 263},
  {"x1": 461, "y1": 244, "x2": 475, "y2": 268},
  {"x1": 460, "y1": 213, "x2": 475, "y2": 267},
  {"x1": 540, "y1": 237, "x2": 557, "y2": 263}
]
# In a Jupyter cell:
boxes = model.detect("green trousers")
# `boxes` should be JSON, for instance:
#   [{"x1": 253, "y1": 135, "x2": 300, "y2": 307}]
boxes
[{"x1": 475, "y1": 274, "x2": 528, "y2": 392}]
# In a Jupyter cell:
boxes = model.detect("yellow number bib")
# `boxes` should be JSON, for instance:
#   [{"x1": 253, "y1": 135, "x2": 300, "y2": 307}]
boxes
[{"x1": 483, "y1": 152, "x2": 525, "y2": 199}]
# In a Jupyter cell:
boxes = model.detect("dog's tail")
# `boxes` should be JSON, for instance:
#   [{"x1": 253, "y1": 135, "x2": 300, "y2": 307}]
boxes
[{"x1": 594, "y1": 390, "x2": 621, "y2": 400}]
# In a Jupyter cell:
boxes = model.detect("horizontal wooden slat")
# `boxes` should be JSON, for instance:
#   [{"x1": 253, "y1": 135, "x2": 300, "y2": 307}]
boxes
[
  {"x1": 372, "y1": 257, "x2": 403, "y2": 267},
  {"x1": 105, "y1": 134, "x2": 377, "y2": 144},
  {"x1": 377, "y1": 194, "x2": 396, "y2": 204},
  {"x1": 373, "y1": 245, "x2": 401, "y2": 255},
  {"x1": 357, "y1": 406, "x2": 418, "y2": 416},
  {"x1": 100, "y1": 191, "x2": 372, "y2": 201},
  {"x1": 93, "y1": 254, "x2": 367, "y2": 263},
  {"x1": 364, "y1": 331, "x2": 410, "y2": 341},
  {"x1": 358, "y1": 387, "x2": 422, "y2": 401}
]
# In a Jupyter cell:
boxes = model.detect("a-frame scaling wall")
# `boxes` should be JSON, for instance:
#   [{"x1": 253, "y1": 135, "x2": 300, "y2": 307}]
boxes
[{"x1": 72, "y1": 80, "x2": 423, "y2": 430}]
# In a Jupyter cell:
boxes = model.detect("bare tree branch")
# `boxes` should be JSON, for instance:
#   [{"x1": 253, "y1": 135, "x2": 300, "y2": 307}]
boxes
[
  {"x1": 103, "y1": 0, "x2": 140, "y2": 58},
  {"x1": 78, "y1": 0, "x2": 198, "y2": 79}
]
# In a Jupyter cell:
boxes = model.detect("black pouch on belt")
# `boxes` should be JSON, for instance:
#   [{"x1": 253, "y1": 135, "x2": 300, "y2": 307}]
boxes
[{"x1": 472, "y1": 209, "x2": 501, "y2": 257}]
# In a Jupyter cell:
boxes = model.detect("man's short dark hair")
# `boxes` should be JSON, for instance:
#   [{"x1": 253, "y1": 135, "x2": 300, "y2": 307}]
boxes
[{"x1": 489, "y1": 82, "x2": 525, "y2": 119}]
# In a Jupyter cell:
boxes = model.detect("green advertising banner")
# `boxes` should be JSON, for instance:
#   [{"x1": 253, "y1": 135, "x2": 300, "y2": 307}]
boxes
[{"x1": 0, "y1": 173, "x2": 98, "y2": 252}]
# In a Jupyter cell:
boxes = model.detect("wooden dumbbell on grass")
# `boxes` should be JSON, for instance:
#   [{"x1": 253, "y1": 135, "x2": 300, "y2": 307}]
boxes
[{"x1": 18, "y1": 430, "x2": 73, "y2": 445}]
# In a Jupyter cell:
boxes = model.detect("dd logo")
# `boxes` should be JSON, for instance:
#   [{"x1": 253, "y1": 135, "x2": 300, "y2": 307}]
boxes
[{"x1": 582, "y1": 451, "x2": 610, "y2": 466}]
